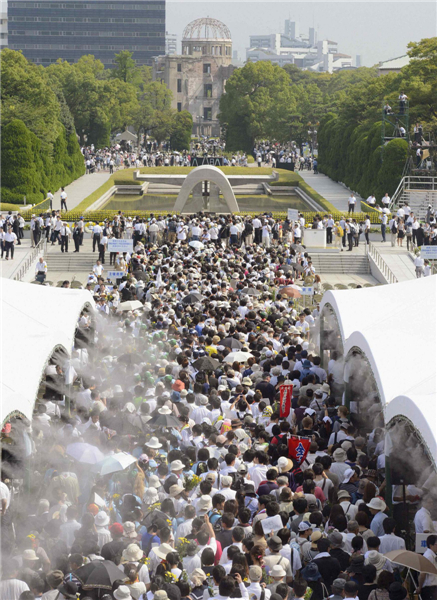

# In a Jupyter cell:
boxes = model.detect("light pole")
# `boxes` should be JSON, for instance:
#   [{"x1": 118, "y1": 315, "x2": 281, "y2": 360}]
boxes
[{"x1": 307, "y1": 124, "x2": 318, "y2": 156}]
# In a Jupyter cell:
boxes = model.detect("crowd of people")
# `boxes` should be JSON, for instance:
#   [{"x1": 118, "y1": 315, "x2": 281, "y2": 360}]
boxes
[{"x1": 2, "y1": 210, "x2": 437, "y2": 600}]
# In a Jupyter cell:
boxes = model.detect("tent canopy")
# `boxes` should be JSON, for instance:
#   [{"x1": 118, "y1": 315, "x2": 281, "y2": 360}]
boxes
[
  {"x1": 1, "y1": 279, "x2": 94, "y2": 424},
  {"x1": 321, "y1": 277, "x2": 436, "y2": 466}
]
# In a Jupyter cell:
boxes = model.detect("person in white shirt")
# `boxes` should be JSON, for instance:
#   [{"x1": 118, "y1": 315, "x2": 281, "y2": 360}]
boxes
[
  {"x1": 389, "y1": 217, "x2": 398, "y2": 247},
  {"x1": 417, "y1": 535, "x2": 437, "y2": 599},
  {"x1": 424, "y1": 260, "x2": 432, "y2": 277},
  {"x1": 92, "y1": 223, "x2": 102, "y2": 252},
  {"x1": 60, "y1": 187, "x2": 68, "y2": 211},
  {"x1": 47, "y1": 190, "x2": 54, "y2": 209},
  {"x1": 414, "y1": 499, "x2": 436, "y2": 534},
  {"x1": 4, "y1": 227, "x2": 17, "y2": 260},
  {"x1": 93, "y1": 260, "x2": 104, "y2": 277},
  {"x1": 99, "y1": 233, "x2": 108, "y2": 264},
  {"x1": 382, "y1": 193, "x2": 391, "y2": 207},
  {"x1": 348, "y1": 194, "x2": 356, "y2": 214},
  {"x1": 35, "y1": 257, "x2": 48, "y2": 283},
  {"x1": 326, "y1": 215, "x2": 335, "y2": 244},
  {"x1": 262, "y1": 222, "x2": 271, "y2": 248},
  {"x1": 246, "y1": 565, "x2": 272, "y2": 600},
  {"x1": 378, "y1": 518, "x2": 406, "y2": 554},
  {"x1": 414, "y1": 255, "x2": 425, "y2": 278},
  {"x1": 366, "y1": 195, "x2": 376, "y2": 206}
]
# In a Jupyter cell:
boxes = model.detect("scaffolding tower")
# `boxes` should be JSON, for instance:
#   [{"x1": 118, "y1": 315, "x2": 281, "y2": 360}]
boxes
[{"x1": 381, "y1": 99, "x2": 410, "y2": 149}]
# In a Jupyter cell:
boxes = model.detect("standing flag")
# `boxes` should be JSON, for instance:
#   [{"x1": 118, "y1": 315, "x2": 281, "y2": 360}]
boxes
[
  {"x1": 279, "y1": 384, "x2": 293, "y2": 418},
  {"x1": 288, "y1": 436, "x2": 311, "y2": 465}
]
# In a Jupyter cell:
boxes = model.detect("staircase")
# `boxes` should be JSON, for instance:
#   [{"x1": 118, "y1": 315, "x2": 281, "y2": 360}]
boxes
[
  {"x1": 45, "y1": 250, "x2": 97, "y2": 273},
  {"x1": 307, "y1": 253, "x2": 370, "y2": 274},
  {"x1": 399, "y1": 189, "x2": 437, "y2": 220}
]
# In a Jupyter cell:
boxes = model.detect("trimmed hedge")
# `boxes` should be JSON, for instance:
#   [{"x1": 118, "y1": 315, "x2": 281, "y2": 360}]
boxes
[{"x1": 1, "y1": 119, "x2": 85, "y2": 205}]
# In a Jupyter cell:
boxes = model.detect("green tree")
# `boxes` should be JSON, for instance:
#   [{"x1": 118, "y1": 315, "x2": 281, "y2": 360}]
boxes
[
  {"x1": 170, "y1": 111, "x2": 193, "y2": 151},
  {"x1": 111, "y1": 50, "x2": 137, "y2": 83},
  {"x1": 219, "y1": 61, "x2": 297, "y2": 151}
]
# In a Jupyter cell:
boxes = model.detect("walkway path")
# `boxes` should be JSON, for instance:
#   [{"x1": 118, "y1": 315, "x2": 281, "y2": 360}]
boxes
[
  {"x1": 371, "y1": 241, "x2": 417, "y2": 282},
  {"x1": 52, "y1": 171, "x2": 112, "y2": 211},
  {"x1": 298, "y1": 170, "x2": 362, "y2": 212}
]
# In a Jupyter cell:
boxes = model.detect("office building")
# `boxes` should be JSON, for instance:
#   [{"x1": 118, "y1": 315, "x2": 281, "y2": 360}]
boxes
[
  {"x1": 0, "y1": 0, "x2": 7, "y2": 48},
  {"x1": 247, "y1": 19, "x2": 352, "y2": 73},
  {"x1": 8, "y1": 0, "x2": 165, "y2": 67},
  {"x1": 154, "y1": 17, "x2": 235, "y2": 137},
  {"x1": 165, "y1": 31, "x2": 177, "y2": 55}
]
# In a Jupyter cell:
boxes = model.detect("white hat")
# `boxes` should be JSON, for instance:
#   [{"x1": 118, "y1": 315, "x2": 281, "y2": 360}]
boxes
[
  {"x1": 367, "y1": 497, "x2": 387, "y2": 512},
  {"x1": 154, "y1": 542, "x2": 174, "y2": 560},
  {"x1": 143, "y1": 488, "x2": 159, "y2": 503},
  {"x1": 197, "y1": 495, "x2": 212, "y2": 513},
  {"x1": 298, "y1": 520, "x2": 312, "y2": 532},
  {"x1": 270, "y1": 564, "x2": 286, "y2": 578},
  {"x1": 158, "y1": 406, "x2": 172, "y2": 415},
  {"x1": 146, "y1": 437, "x2": 162, "y2": 449},
  {"x1": 124, "y1": 402, "x2": 136, "y2": 414},
  {"x1": 114, "y1": 585, "x2": 132, "y2": 600},
  {"x1": 123, "y1": 521, "x2": 137, "y2": 538},
  {"x1": 343, "y1": 468, "x2": 355, "y2": 484},
  {"x1": 22, "y1": 549, "x2": 39, "y2": 561},
  {"x1": 122, "y1": 543, "x2": 143, "y2": 562},
  {"x1": 148, "y1": 475, "x2": 161, "y2": 488},
  {"x1": 170, "y1": 459, "x2": 184, "y2": 471},
  {"x1": 169, "y1": 484, "x2": 185, "y2": 497},
  {"x1": 95, "y1": 511, "x2": 110, "y2": 527}
]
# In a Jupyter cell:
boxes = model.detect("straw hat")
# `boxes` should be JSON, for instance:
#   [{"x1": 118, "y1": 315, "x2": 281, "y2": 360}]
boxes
[
  {"x1": 122, "y1": 543, "x2": 143, "y2": 562},
  {"x1": 154, "y1": 542, "x2": 174, "y2": 560},
  {"x1": 123, "y1": 521, "x2": 137, "y2": 539}
]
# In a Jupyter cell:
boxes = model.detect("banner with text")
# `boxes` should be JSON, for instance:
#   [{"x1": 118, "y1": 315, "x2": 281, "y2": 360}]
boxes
[
  {"x1": 279, "y1": 384, "x2": 293, "y2": 418},
  {"x1": 288, "y1": 436, "x2": 311, "y2": 465},
  {"x1": 107, "y1": 239, "x2": 133, "y2": 253}
]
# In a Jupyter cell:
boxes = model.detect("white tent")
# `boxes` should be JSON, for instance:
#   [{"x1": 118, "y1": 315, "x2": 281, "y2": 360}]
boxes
[
  {"x1": 1, "y1": 279, "x2": 94, "y2": 424},
  {"x1": 321, "y1": 276, "x2": 437, "y2": 465}
]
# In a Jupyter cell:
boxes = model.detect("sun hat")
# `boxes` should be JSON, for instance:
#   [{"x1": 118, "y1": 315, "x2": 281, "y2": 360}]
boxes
[
  {"x1": 367, "y1": 497, "x2": 387, "y2": 512},
  {"x1": 298, "y1": 521, "x2": 312, "y2": 532},
  {"x1": 109, "y1": 523, "x2": 124, "y2": 536},
  {"x1": 148, "y1": 475, "x2": 161, "y2": 489},
  {"x1": 169, "y1": 484, "x2": 184, "y2": 497},
  {"x1": 333, "y1": 448, "x2": 346, "y2": 462},
  {"x1": 216, "y1": 435, "x2": 227, "y2": 444},
  {"x1": 249, "y1": 565, "x2": 263, "y2": 581},
  {"x1": 347, "y1": 555, "x2": 365, "y2": 573},
  {"x1": 123, "y1": 521, "x2": 137, "y2": 538},
  {"x1": 242, "y1": 377, "x2": 253, "y2": 387},
  {"x1": 301, "y1": 563, "x2": 321, "y2": 581},
  {"x1": 343, "y1": 469, "x2": 355, "y2": 484},
  {"x1": 143, "y1": 488, "x2": 159, "y2": 503},
  {"x1": 328, "y1": 531, "x2": 345, "y2": 548},
  {"x1": 267, "y1": 536, "x2": 283, "y2": 552},
  {"x1": 389, "y1": 583, "x2": 408, "y2": 600},
  {"x1": 114, "y1": 585, "x2": 133, "y2": 600},
  {"x1": 154, "y1": 542, "x2": 174, "y2": 560},
  {"x1": 172, "y1": 380, "x2": 184, "y2": 392},
  {"x1": 332, "y1": 579, "x2": 347, "y2": 591},
  {"x1": 365, "y1": 550, "x2": 387, "y2": 573},
  {"x1": 277, "y1": 456, "x2": 294, "y2": 473},
  {"x1": 154, "y1": 592, "x2": 168, "y2": 600},
  {"x1": 170, "y1": 459, "x2": 184, "y2": 472},
  {"x1": 146, "y1": 437, "x2": 162, "y2": 449},
  {"x1": 270, "y1": 565, "x2": 286, "y2": 579},
  {"x1": 122, "y1": 543, "x2": 143, "y2": 562},
  {"x1": 158, "y1": 406, "x2": 172, "y2": 415},
  {"x1": 337, "y1": 490, "x2": 351, "y2": 500},
  {"x1": 58, "y1": 581, "x2": 80, "y2": 599},
  {"x1": 197, "y1": 495, "x2": 212, "y2": 514},
  {"x1": 310, "y1": 530, "x2": 323, "y2": 548},
  {"x1": 95, "y1": 511, "x2": 110, "y2": 527},
  {"x1": 22, "y1": 549, "x2": 39, "y2": 561}
]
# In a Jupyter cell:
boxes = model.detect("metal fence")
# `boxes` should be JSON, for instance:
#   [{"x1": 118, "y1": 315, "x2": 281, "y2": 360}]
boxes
[{"x1": 12, "y1": 238, "x2": 47, "y2": 282}]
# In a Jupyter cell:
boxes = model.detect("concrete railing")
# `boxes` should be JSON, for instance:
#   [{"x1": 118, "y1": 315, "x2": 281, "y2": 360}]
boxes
[
  {"x1": 367, "y1": 242, "x2": 398, "y2": 284},
  {"x1": 12, "y1": 238, "x2": 47, "y2": 281}
]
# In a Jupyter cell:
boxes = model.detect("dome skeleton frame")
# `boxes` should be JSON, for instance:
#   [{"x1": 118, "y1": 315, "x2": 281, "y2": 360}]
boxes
[{"x1": 182, "y1": 18, "x2": 231, "y2": 41}]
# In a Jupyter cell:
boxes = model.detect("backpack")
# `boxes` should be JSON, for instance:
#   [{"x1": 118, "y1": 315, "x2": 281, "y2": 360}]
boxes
[{"x1": 391, "y1": 223, "x2": 397, "y2": 234}]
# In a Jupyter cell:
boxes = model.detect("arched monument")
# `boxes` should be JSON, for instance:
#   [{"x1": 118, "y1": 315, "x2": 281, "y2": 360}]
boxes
[{"x1": 173, "y1": 165, "x2": 239, "y2": 213}]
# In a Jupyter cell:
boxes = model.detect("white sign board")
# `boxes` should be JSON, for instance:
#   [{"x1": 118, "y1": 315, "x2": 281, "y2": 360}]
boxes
[
  {"x1": 301, "y1": 286, "x2": 314, "y2": 296},
  {"x1": 107, "y1": 271, "x2": 125, "y2": 280},
  {"x1": 420, "y1": 246, "x2": 437, "y2": 259},
  {"x1": 415, "y1": 534, "x2": 429, "y2": 554},
  {"x1": 288, "y1": 208, "x2": 299, "y2": 222},
  {"x1": 261, "y1": 515, "x2": 283, "y2": 536},
  {"x1": 107, "y1": 239, "x2": 133, "y2": 253}
]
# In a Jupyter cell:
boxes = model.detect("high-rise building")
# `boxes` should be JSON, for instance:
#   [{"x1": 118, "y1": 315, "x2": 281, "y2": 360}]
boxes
[
  {"x1": 8, "y1": 0, "x2": 165, "y2": 67},
  {"x1": 0, "y1": 0, "x2": 7, "y2": 48},
  {"x1": 284, "y1": 19, "x2": 298, "y2": 40},
  {"x1": 165, "y1": 31, "x2": 177, "y2": 55},
  {"x1": 154, "y1": 17, "x2": 234, "y2": 137}
]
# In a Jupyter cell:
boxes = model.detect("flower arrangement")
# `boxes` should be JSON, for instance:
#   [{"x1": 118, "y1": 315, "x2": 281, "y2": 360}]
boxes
[
  {"x1": 164, "y1": 572, "x2": 178, "y2": 583},
  {"x1": 139, "y1": 556, "x2": 151, "y2": 566},
  {"x1": 176, "y1": 537, "x2": 191, "y2": 558},
  {"x1": 183, "y1": 474, "x2": 201, "y2": 492}
]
